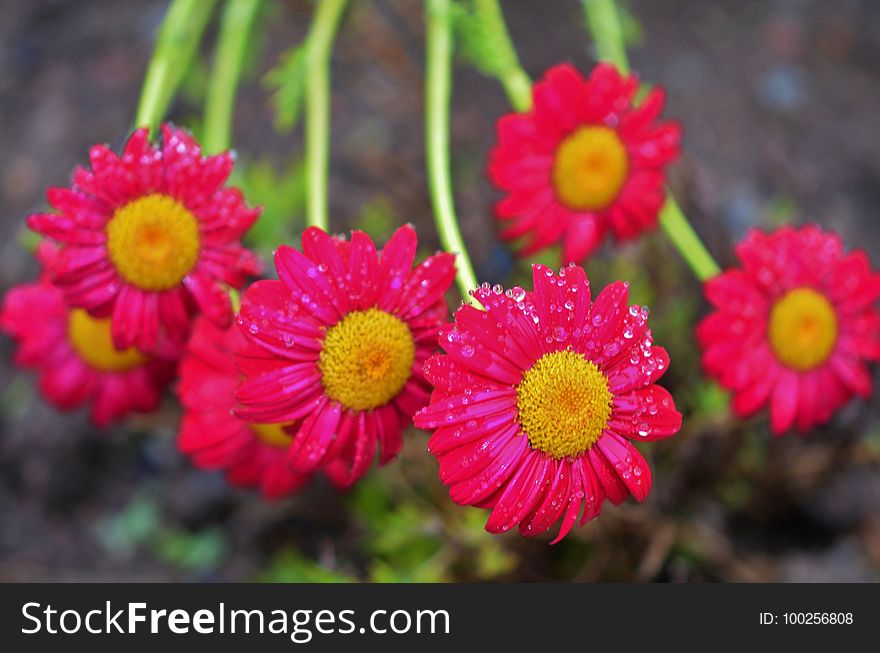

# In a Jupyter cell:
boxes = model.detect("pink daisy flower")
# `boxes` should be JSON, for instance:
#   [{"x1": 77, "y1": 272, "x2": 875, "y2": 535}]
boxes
[
  {"x1": 178, "y1": 317, "x2": 310, "y2": 499},
  {"x1": 489, "y1": 63, "x2": 681, "y2": 264},
  {"x1": 234, "y1": 225, "x2": 456, "y2": 487},
  {"x1": 27, "y1": 124, "x2": 262, "y2": 353},
  {"x1": 1, "y1": 246, "x2": 175, "y2": 427},
  {"x1": 698, "y1": 225, "x2": 880, "y2": 434},
  {"x1": 414, "y1": 264, "x2": 682, "y2": 542}
]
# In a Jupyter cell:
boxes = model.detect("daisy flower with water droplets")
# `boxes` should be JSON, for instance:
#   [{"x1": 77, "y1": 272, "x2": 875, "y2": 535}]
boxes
[
  {"x1": 698, "y1": 225, "x2": 880, "y2": 434},
  {"x1": 0, "y1": 245, "x2": 175, "y2": 427},
  {"x1": 178, "y1": 317, "x2": 311, "y2": 499},
  {"x1": 27, "y1": 124, "x2": 262, "y2": 353},
  {"x1": 234, "y1": 225, "x2": 456, "y2": 487},
  {"x1": 489, "y1": 63, "x2": 680, "y2": 265},
  {"x1": 414, "y1": 264, "x2": 682, "y2": 542}
]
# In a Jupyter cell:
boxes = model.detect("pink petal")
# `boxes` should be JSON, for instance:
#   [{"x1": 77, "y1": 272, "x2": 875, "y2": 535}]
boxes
[
  {"x1": 519, "y1": 458, "x2": 572, "y2": 537},
  {"x1": 448, "y1": 433, "x2": 529, "y2": 506},
  {"x1": 596, "y1": 431, "x2": 652, "y2": 502},
  {"x1": 345, "y1": 231, "x2": 380, "y2": 310},
  {"x1": 377, "y1": 224, "x2": 418, "y2": 312},
  {"x1": 438, "y1": 422, "x2": 519, "y2": 485},
  {"x1": 587, "y1": 446, "x2": 630, "y2": 505},
  {"x1": 609, "y1": 384, "x2": 682, "y2": 441},
  {"x1": 274, "y1": 245, "x2": 341, "y2": 323},
  {"x1": 485, "y1": 451, "x2": 552, "y2": 534},
  {"x1": 414, "y1": 388, "x2": 517, "y2": 429},
  {"x1": 770, "y1": 369, "x2": 799, "y2": 435},
  {"x1": 287, "y1": 399, "x2": 342, "y2": 473},
  {"x1": 563, "y1": 213, "x2": 605, "y2": 265}
]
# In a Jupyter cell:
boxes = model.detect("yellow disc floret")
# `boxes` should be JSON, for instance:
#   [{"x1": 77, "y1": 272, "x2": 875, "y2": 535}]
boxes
[
  {"x1": 552, "y1": 125, "x2": 629, "y2": 211},
  {"x1": 106, "y1": 193, "x2": 201, "y2": 291},
  {"x1": 318, "y1": 308, "x2": 415, "y2": 411},
  {"x1": 768, "y1": 287, "x2": 838, "y2": 371},
  {"x1": 67, "y1": 308, "x2": 148, "y2": 372},
  {"x1": 516, "y1": 350, "x2": 613, "y2": 459},
  {"x1": 250, "y1": 422, "x2": 294, "y2": 449}
]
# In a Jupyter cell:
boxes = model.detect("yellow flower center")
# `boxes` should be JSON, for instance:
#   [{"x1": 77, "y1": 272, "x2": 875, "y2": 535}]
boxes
[
  {"x1": 318, "y1": 308, "x2": 415, "y2": 411},
  {"x1": 250, "y1": 422, "x2": 294, "y2": 449},
  {"x1": 106, "y1": 193, "x2": 201, "y2": 291},
  {"x1": 767, "y1": 287, "x2": 838, "y2": 371},
  {"x1": 552, "y1": 126, "x2": 629, "y2": 211},
  {"x1": 516, "y1": 350, "x2": 613, "y2": 459},
  {"x1": 67, "y1": 308, "x2": 148, "y2": 372}
]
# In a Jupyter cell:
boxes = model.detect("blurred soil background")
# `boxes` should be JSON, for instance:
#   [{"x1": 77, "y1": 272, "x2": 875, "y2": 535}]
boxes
[{"x1": 1, "y1": 0, "x2": 880, "y2": 581}]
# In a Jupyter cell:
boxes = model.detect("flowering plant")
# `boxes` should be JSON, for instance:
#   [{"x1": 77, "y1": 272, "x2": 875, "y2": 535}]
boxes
[{"x1": 2, "y1": 0, "x2": 877, "y2": 582}]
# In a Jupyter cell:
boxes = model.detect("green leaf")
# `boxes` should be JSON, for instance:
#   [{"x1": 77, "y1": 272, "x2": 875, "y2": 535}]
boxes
[{"x1": 263, "y1": 43, "x2": 309, "y2": 133}]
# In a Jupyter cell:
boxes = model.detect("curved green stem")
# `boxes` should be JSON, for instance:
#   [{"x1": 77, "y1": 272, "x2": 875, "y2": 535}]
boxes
[
  {"x1": 583, "y1": 0, "x2": 721, "y2": 280},
  {"x1": 426, "y1": 0, "x2": 480, "y2": 305},
  {"x1": 203, "y1": 0, "x2": 262, "y2": 154},
  {"x1": 474, "y1": 0, "x2": 532, "y2": 112},
  {"x1": 304, "y1": 0, "x2": 347, "y2": 231},
  {"x1": 136, "y1": 0, "x2": 218, "y2": 134}
]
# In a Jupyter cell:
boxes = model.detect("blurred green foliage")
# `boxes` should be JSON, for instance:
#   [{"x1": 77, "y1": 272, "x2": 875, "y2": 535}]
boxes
[
  {"x1": 18, "y1": 228, "x2": 41, "y2": 253},
  {"x1": 352, "y1": 197, "x2": 395, "y2": 243},
  {"x1": 257, "y1": 549, "x2": 356, "y2": 583},
  {"x1": 236, "y1": 159, "x2": 307, "y2": 256},
  {"x1": 766, "y1": 194, "x2": 798, "y2": 227},
  {"x1": 95, "y1": 495, "x2": 160, "y2": 559},
  {"x1": 0, "y1": 376, "x2": 34, "y2": 424},
  {"x1": 238, "y1": 465, "x2": 517, "y2": 583},
  {"x1": 95, "y1": 493, "x2": 228, "y2": 573},
  {"x1": 263, "y1": 43, "x2": 310, "y2": 133},
  {"x1": 153, "y1": 528, "x2": 226, "y2": 572},
  {"x1": 347, "y1": 468, "x2": 517, "y2": 582}
]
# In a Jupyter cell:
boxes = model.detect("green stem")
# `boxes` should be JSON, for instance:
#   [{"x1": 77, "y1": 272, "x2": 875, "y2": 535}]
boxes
[
  {"x1": 584, "y1": 0, "x2": 721, "y2": 280},
  {"x1": 426, "y1": 0, "x2": 480, "y2": 305},
  {"x1": 304, "y1": 0, "x2": 347, "y2": 231},
  {"x1": 474, "y1": 0, "x2": 532, "y2": 112},
  {"x1": 203, "y1": 0, "x2": 262, "y2": 154},
  {"x1": 659, "y1": 197, "x2": 720, "y2": 281},
  {"x1": 582, "y1": 0, "x2": 629, "y2": 74},
  {"x1": 135, "y1": 0, "x2": 218, "y2": 134}
]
